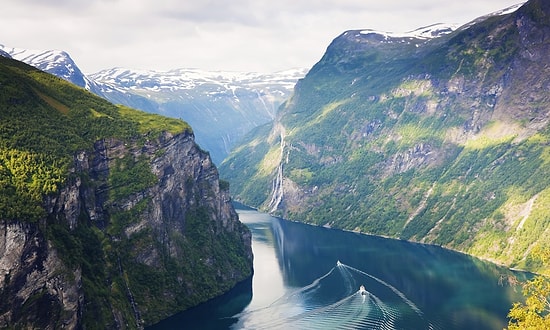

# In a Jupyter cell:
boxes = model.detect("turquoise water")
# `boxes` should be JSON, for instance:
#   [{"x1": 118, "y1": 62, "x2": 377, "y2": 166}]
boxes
[{"x1": 149, "y1": 207, "x2": 528, "y2": 329}]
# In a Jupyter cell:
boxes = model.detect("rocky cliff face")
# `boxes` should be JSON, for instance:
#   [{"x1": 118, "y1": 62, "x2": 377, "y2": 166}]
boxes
[
  {"x1": 0, "y1": 220, "x2": 81, "y2": 329},
  {"x1": 220, "y1": 0, "x2": 550, "y2": 272},
  {"x1": 0, "y1": 131, "x2": 252, "y2": 328}
]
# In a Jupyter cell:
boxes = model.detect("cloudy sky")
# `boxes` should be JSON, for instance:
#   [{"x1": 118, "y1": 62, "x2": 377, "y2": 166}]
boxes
[{"x1": 1, "y1": 0, "x2": 524, "y2": 74}]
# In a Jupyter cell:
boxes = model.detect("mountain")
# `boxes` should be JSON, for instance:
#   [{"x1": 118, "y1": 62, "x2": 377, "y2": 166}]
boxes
[
  {"x1": 0, "y1": 45, "x2": 306, "y2": 164},
  {"x1": 0, "y1": 56, "x2": 252, "y2": 328},
  {"x1": 89, "y1": 67, "x2": 307, "y2": 164},
  {"x1": 219, "y1": 0, "x2": 550, "y2": 272},
  {"x1": 0, "y1": 45, "x2": 104, "y2": 94}
]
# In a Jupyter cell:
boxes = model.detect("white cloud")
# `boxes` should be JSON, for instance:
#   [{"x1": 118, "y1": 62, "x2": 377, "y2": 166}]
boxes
[{"x1": 0, "y1": 0, "x2": 525, "y2": 73}]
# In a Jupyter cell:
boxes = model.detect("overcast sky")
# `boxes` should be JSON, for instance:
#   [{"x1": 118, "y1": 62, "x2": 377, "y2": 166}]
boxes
[{"x1": 1, "y1": 0, "x2": 524, "y2": 74}]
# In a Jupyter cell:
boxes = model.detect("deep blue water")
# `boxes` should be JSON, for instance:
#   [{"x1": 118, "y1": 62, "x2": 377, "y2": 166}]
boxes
[{"x1": 149, "y1": 206, "x2": 528, "y2": 329}]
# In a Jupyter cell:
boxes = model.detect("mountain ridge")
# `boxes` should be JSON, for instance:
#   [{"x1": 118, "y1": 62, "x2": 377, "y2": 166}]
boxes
[
  {"x1": 219, "y1": 0, "x2": 550, "y2": 272},
  {"x1": 0, "y1": 45, "x2": 306, "y2": 163},
  {"x1": 0, "y1": 55, "x2": 253, "y2": 328}
]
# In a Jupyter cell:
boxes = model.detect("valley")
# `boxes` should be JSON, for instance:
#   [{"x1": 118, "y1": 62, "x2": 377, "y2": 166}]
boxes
[
  {"x1": 1, "y1": 0, "x2": 549, "y2": 328},
  {"x1": 219, "y1": 0, "x2": 550, "y2": 273}
]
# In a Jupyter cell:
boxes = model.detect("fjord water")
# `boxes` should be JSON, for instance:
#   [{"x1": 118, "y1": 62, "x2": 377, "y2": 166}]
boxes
[{"x1": 149, "y1": 206, "x2": 528, "y2": 329}]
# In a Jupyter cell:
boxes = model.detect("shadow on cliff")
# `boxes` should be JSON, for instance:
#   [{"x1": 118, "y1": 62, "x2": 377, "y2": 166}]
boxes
[{"x1": 146, "y1": 275, "x2": 253, "y2": 330}]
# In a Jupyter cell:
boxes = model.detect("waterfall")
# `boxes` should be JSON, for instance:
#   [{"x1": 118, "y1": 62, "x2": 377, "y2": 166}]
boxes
[
  {"x1": 267, "y1": 124, "x2": 286, "y2": 213},
  {"x1": 118, "y1": 256, "x2": 142, "y2": 328}
]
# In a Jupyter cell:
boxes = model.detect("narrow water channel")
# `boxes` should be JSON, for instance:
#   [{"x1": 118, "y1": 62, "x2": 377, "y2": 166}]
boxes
[{"x1": 149, "y1": 206, "x2": 528, "y2": 329}]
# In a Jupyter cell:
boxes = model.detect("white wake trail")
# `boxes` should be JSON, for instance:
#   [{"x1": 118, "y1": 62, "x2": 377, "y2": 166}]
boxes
[{"x1": 232, "y1": 261, "x2": 436, "y2": 329}]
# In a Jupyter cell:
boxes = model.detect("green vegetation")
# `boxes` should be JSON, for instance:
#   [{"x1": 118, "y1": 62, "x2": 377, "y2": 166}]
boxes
[
  {"x1": 109, "y1": 155, "x2": 158, "y2": 201},
  {"x1": 1, "y1": 56, "x2": 250, "y2": 328},
  {"x1": 507, "y1": 247, "x2": 550, "y2": 329},
  {"x1": 221, "y1": 123, "x2": 277, "y2": 206},
  {"x1": 0, "y1": 149, "x2": 66, "y2": 220},
  {"x1": 118, "y1": 105, "x2": 191, "y2": 136},
  {"x1": 0, "y1": 56, "x2": 190, "y2": 223},
  {"x1": 220, "y1": 2, "x2": 550, "y2": 272}
]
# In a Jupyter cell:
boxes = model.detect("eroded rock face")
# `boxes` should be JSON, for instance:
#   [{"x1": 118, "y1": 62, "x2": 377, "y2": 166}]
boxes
[
  {"x1": 0, "y1": 131, "x2": 253, "y2": 328},
  {"x1": 0, "y1": 221, "x2": 82, "y2": 329}
]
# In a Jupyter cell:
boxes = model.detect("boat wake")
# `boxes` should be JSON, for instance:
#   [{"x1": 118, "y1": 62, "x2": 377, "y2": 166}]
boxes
[{"x1": 231, "y1": 261, "x2": 437, "y2": 329}]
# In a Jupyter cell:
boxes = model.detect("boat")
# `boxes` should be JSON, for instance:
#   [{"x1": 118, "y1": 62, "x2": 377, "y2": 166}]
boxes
[{"x1": 359, "y1": 285, "x2": 367, "y2": 296}]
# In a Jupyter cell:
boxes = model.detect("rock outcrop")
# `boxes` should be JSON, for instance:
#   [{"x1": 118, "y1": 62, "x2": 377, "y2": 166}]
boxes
[{"x1": 0, "y1": 131, "x2": 253, "y2": 329}]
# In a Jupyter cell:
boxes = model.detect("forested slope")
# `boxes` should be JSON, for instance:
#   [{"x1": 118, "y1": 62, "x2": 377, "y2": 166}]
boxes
[
  {"x1": 0, "y1": 56, "x2": 252, "y2": 328},
  {"x1": 220, "y1": 0, "x2": 550, "y2": 272}
]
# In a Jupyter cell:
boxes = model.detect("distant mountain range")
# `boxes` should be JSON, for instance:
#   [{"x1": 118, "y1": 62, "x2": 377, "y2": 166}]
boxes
[
  {"x1": 90, "y1": 67, "x2": 307, "y2": 164},
  {"x1": 0, "y1": 45, "x2": 306, "y2": 163}
]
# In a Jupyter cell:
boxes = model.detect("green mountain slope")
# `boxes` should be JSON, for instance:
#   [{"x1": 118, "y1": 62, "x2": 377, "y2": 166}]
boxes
[
  {"x1": 0, "y1": 56, "x2": 252, "y2": 328},
  {"x1": 0, "y1": 57, "x2": 188, "y2": 221},
  {"x1": 220, "y1": 0, "x2": 550, "y2": 272}
]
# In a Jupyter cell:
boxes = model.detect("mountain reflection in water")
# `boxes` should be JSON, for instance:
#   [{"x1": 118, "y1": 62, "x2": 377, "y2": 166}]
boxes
[{"x1": 148, "y1": 206, "x2": 528, "y2": 330}]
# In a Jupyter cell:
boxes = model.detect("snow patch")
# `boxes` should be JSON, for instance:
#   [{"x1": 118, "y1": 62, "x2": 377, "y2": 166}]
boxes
[{"x1": 359, "y1": 23, "x2": 459, "y2": 40}]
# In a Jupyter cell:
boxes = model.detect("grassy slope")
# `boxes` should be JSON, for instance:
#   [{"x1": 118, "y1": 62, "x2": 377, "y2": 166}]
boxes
[
  {"x1": 220, "y1": 4, "x2": 550, "y2": 272},
  {"x1": 1, "y1": 57, "x2": 252, "y2": 327},
  {"x1": 0, "y1": 56, "x2": 190, "y2": 222}
]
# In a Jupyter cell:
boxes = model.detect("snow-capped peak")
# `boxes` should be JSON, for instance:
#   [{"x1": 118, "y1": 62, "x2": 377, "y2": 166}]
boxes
[
  {"x1": 1, "y1": 46, "x2": 72, "y2": 72},
  {"x1": 89, "y1": 67, "x2": 308, "y2": 92},
  {"x1": 458, "y1": 2, "x2": 526, "y2": 31},
  {"x1": 0, "y1": 44, "x2": 92, "y2": 89},
  {"x1": 484, "y1": 2, "x2": 525, "y2": 18},
  {"x1": 359, "y1": 23, "x2": 459, "y2": 40},
  {"x1": 356, "y1": 2, "x2": 526, "y2": 42}
]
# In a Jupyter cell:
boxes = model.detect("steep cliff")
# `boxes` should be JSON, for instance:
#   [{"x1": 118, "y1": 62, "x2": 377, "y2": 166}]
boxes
[
  {"x1": 220, "y1": 0, "x2": 550, "y2": 272},
  {"x1": 0, "y1": 56, "x2": 252, "y2": 328}
]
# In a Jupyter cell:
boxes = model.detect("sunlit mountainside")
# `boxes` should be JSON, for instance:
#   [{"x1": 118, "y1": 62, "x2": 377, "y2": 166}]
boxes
[
  {"x1": 0, "y1": 56, "x2": 252, "y2": 328},
  {"x1": 220, "y1": 0, "x2": 550, "y2": 272}
]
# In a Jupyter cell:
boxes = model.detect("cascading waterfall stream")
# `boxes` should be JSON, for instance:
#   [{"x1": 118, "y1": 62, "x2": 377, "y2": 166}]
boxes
[
  {"x1": 117, "y1": 256, "x2": 142, "y2": 328},
  {"x1": 267, "y1": 124, "x2": 286, "y2": 213}
]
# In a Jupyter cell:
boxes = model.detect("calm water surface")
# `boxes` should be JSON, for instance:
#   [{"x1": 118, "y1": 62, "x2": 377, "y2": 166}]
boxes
[{"x1": 149, "y1": 206, "x2": 528, "y2": 329}]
